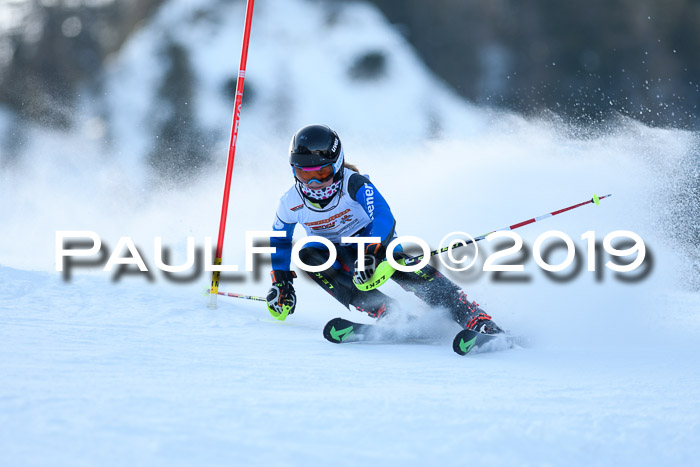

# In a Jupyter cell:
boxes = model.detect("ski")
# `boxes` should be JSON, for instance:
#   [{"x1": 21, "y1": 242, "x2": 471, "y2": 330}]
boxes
[
  {"x1": 323, "y1": 317, "x2": 383, "y2": 344},
  {"x1": 452, "y1": 328, "x2": 519, "y2": 355},
  {"x1": 324, "y1": 317, "x2": 522, "y2": 355},
  {"x1": 323, "y1": 317, "x2": 424, "y2": 344}
]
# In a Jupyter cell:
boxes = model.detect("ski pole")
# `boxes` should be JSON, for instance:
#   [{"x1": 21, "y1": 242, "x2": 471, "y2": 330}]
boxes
[
  {"x1": 402, "y1": 193, "x2": 612, "y2": 266},
  {"x1": 209, "y1": 0, "x2": 256, "y2": 309},
  {"x1": 206, "y1": 288, "x2": 266, "y2": 302}
]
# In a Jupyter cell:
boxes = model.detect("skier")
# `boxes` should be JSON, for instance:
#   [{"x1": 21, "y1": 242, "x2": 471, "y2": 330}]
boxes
[{"x1": 266, "y1": 124, "x2": 503, "y2": 334}]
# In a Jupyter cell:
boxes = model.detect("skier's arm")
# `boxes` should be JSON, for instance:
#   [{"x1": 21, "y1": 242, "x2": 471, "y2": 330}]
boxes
[
  {"x1": 349, "y1": 174, "x2": 396, "y2": 245},
  {"x1": 267, "y1": 212, "x2": 298, "y2": 320},
  {"x1": 270, "y1": 217, "x2": 296, "y2": 270}
]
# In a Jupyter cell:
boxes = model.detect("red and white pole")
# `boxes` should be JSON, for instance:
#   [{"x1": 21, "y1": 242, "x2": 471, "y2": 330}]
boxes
[
  {"x1": 403, "y1": 194, "x2": 612, "y2": 266},
  {"x1": 209, "y1": 0, "x2": 256, "y2": 309}
]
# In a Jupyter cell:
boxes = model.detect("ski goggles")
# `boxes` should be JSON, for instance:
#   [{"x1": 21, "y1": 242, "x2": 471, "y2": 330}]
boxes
[{"x1": 293, "y1": 163, "x2": 335, "y2": 185}]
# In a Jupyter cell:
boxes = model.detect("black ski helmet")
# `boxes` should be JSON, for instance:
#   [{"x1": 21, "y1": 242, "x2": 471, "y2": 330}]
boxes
[{"x1": 289, "y1": 124, "x2": 344, "y2": 183}]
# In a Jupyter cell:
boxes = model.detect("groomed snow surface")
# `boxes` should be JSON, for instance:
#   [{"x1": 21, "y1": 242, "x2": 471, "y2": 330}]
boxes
[{"x1": 1, "y1": 265, "x2": 699, "y2": 466}]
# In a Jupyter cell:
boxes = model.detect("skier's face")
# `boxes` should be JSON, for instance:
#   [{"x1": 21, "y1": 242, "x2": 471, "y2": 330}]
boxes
[{"x1": 294, "y1": 163, "x2": 335, "y2": 187}]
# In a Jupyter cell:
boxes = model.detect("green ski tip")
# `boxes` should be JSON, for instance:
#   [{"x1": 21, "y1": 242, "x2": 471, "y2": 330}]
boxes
[
  {"x1": 459, "y1": 335, "x2": 478, "y2": 354},
  {"x1": 593, "y1": 193, "x2": 600, "y2": 205},
  {"x1": 330, "y1": 325, "x2": 354, "y2": 342}
]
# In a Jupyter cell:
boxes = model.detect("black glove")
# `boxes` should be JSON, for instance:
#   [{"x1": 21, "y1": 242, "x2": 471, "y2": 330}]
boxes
[
  {"x1": 353, "y1": 243, "x2": 386, "y2": 286},
  {"x1": 266, "y1": 270, "x2": 297, "y2": 320}
]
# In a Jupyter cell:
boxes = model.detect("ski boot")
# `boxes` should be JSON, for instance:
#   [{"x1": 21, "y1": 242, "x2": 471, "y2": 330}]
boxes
[
  {"x1": 350, "y1": 292, "x2": 398, "y2": 320},
  {"x1": 452, "y1": 291, "x2": 503, "y2": 334}
]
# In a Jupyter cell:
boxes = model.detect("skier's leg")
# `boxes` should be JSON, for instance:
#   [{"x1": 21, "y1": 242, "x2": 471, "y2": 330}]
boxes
[
  {"x1": 298, "y1": 244, "x2": 396, "y2": 319},
  {"x1": 391, "y1": 259, "x2": 502, "y2": 333}
]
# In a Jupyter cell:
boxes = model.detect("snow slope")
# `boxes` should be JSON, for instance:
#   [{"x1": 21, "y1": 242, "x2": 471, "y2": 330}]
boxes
[
  {"x1": 1, "y1": 0, "x2": 700, "y2": 465},
  {"x1": 1, "y1": 266, "x2": 699, "y2": 466}
]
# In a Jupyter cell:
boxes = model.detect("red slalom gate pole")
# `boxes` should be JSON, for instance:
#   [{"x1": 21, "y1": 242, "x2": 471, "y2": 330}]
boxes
[{"x1": 209, "y1": 0, "x2": 256, "y2": 309}]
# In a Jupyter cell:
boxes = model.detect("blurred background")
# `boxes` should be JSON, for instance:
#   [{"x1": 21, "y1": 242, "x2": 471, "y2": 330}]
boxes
[
  {"x1": 3, "y1": 0, "x2": 700, "y2": 135},
  {"x1": 373, "y1": 0, "x2": 700, "y2": 128}
]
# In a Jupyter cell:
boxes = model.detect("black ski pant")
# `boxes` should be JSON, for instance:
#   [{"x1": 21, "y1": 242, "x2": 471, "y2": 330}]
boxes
[{"x1": 298, "y1": 244, "x2": 485, "y2": 327}]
